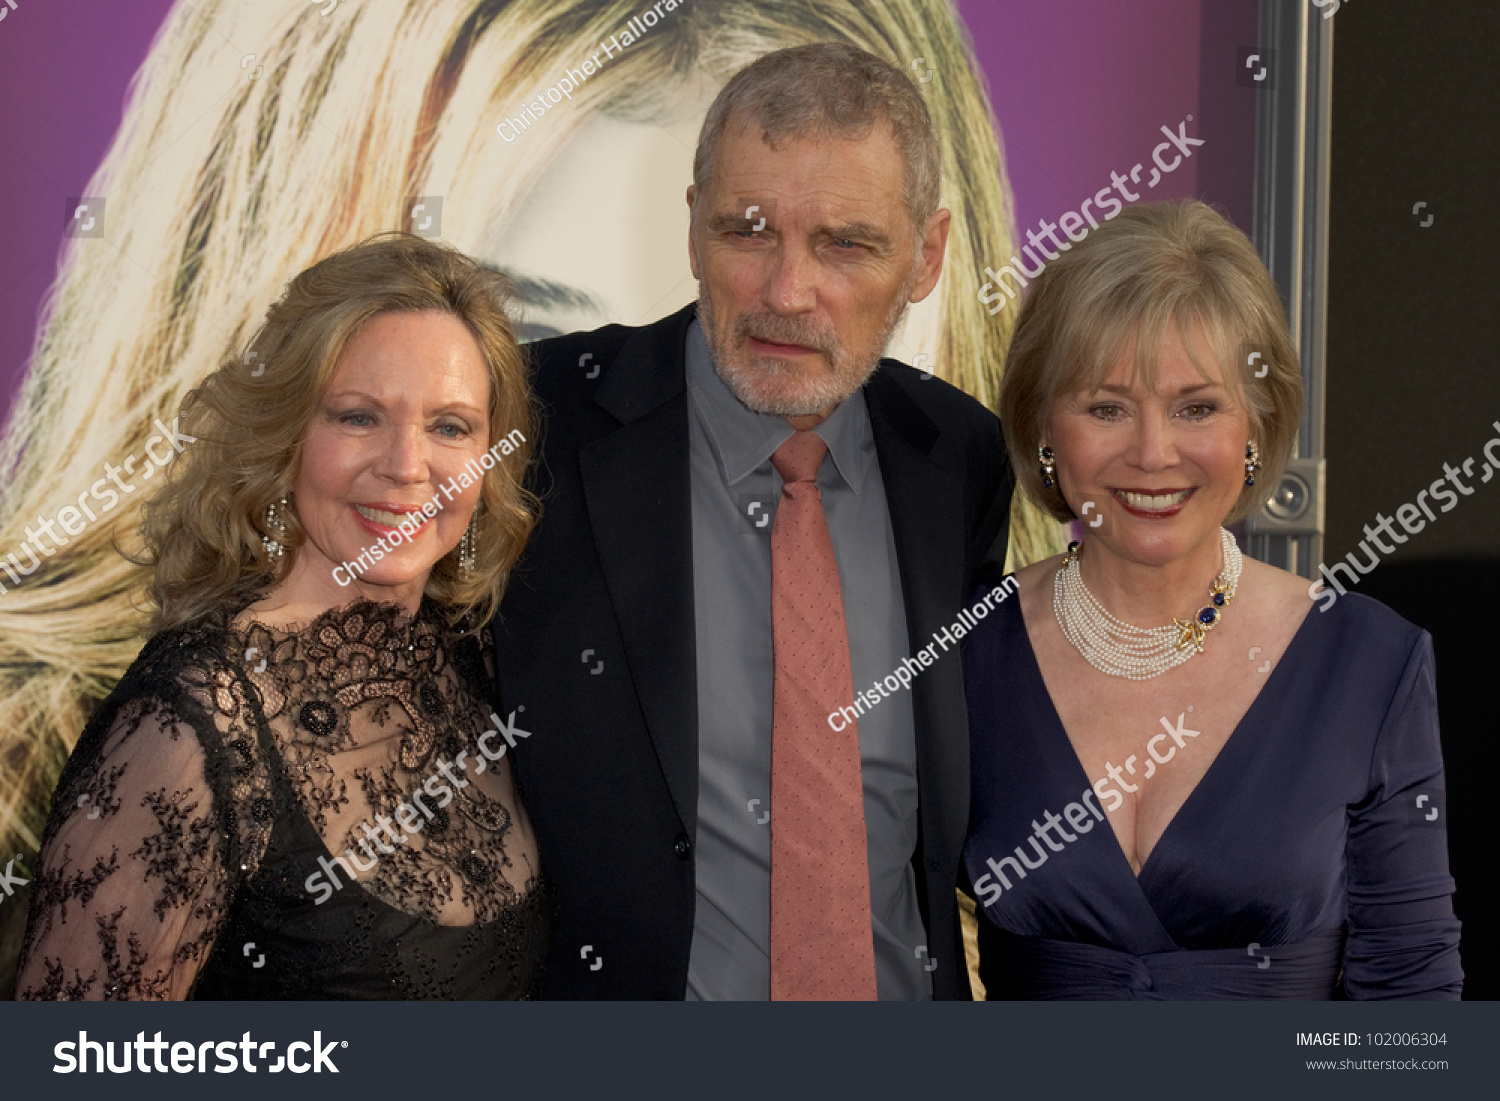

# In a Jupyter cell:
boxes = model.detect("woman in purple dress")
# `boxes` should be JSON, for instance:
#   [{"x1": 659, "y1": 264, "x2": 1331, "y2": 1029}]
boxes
[{"x1": 963, "y1": 200, "x2": 1461, "y2": 999}]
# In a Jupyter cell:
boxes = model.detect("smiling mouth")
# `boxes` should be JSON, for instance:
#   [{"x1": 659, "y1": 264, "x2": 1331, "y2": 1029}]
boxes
[
  {"x1": 1112, "y1": 488, "x2": 1195, "y2": 513},
  {"x1": 354, "y1": 504, "x2": 428, "y2": 529}
]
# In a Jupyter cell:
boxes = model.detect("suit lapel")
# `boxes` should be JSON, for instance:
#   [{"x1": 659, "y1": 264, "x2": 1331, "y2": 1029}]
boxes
[
  {"x1": 865, "y1": 368, "x2": 966, "y2": 666},
  {"x1": 579, "y1": 305, "x2": 700, "y2": 834},
  {"x1": 864, "y1": 368, "x2": 969, "y2": 868}
]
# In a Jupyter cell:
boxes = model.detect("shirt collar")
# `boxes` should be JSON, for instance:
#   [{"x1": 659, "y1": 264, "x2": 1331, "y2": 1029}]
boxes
[{"x1": 685, "y1": 318, "x2": 876, "y2": 492}]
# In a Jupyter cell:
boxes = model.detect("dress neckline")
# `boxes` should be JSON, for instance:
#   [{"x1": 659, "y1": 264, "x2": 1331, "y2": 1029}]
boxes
[
  {"x1": 214, "y1": 596, "x2": 533, "y2": 928},
  {"x1": 1007, "y1": 577, "x2": 1321, "y2": 893},
  {"x1": 227, "y1": 596, "x2": 433, "y2": 640}
]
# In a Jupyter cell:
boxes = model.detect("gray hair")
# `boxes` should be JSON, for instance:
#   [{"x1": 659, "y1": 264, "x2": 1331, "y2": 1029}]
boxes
[{"x1": 691, "y1": 41, "x2": 942, "y2": 232}]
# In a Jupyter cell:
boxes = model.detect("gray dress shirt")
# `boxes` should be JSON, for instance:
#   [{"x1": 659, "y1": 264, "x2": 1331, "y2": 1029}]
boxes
[{"x1": 683, "y1": 319, "x2": 932, "y2": 1000}]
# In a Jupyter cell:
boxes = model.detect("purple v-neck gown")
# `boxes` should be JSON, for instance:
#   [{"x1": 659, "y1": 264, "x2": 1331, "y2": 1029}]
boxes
[{"x1": 961, "y1": 584, "x2": 1462, "y2": 999}]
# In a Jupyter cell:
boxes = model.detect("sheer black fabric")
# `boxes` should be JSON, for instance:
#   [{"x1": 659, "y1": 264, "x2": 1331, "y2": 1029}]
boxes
[{"x1": 16, "y1": 600, "x2": 552, "y2": 1000}]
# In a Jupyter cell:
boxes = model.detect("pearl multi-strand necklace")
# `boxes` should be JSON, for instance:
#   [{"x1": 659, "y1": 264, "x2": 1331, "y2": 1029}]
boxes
[{"x1": 1053, "y1": 527, "x2": 1243, "y2": 680}]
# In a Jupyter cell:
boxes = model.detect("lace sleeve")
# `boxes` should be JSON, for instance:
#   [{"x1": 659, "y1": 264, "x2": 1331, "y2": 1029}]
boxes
[{"x1": 14, "y1": 694, "x2": 232, "y2": 1000}]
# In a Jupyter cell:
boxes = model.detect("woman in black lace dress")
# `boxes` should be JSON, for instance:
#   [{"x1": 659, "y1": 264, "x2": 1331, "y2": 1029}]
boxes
[{"x1": 14, "y1": 235, "x2": 552, "y2": 999}]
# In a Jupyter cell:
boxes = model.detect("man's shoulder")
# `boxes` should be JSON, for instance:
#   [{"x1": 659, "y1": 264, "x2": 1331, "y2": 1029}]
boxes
[
  {"x1": 868, "y1": 358, "x2": 1001, "y2": 443},
  {"x1": 526, "y1": 303, "x2": 694, "y2": 403},
  {"x1": 528, "y1": 320, "x2": 637, "y2": 370}
]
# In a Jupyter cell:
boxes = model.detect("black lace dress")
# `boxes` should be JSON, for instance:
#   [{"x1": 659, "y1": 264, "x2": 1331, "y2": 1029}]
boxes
[{"x1": 14, "y1": 600, "x2": 553, "y2": 1000}]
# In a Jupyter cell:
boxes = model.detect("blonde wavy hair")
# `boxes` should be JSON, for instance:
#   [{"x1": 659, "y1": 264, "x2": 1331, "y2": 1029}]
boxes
[
  {"x1": 143, "y1": 233, "x2": 537, "y2": 633},
  {"x1": 0, "y1": 0, "x2": 1049, "y2": 988}
]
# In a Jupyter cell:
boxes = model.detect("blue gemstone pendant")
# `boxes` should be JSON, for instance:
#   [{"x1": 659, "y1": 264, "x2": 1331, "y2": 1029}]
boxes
[{"x1": 1173, "y1": 569, "x2": 1235, "y2": 652}]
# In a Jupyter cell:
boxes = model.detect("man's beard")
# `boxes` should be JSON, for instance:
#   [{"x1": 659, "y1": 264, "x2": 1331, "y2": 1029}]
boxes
[{"x1": 698, "y1": 271, "x2": 918, "y2": 417}]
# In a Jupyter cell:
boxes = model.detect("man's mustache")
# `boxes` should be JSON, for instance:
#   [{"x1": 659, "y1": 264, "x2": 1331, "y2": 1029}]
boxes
[{"x1": 734, "y1": 313, "x2": 839, "y2": 359}]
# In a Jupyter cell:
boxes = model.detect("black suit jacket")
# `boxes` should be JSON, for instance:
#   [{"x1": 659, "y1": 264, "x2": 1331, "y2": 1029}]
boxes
[{"x1": 496, "y1": 303, "x2": 1012, "y2": 999}]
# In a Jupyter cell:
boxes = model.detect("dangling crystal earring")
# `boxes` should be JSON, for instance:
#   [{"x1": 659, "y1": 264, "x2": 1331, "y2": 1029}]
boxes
[
  {"x1": 1244, "y1": 441, "x2": 1262, "y2": 487},
  {"x1": 1038, "y1": 445, "x2": 1057, "y2": 490},
  {"x1": 262, "y1": 495, "x2": 290, "y2": 558},
  {"x1": 458, "y1": 515, "x2": 477, "y2": 577}
]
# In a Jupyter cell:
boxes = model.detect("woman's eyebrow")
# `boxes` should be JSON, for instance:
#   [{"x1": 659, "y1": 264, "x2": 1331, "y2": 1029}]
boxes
[
  {"x1": 1093, "y1": 381, "x2": 1224, "y2": 396},
  {"x1": 323, "y1": 389, "x2": 388, "y2": 406}
]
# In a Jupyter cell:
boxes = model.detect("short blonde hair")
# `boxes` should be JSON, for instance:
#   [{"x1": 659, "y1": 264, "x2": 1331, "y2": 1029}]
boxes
[
  {"x1": 141, "y1": 234, "x2": 538, "y2": 632},
  {"x1": 999, "y1": 200, "x2": 1303, "y2": 526}
]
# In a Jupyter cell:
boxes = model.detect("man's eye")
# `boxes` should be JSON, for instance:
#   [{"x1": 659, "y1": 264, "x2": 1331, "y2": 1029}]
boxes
[{"x1": 832, "y1": 238, "x2": 858, "y2": 250}]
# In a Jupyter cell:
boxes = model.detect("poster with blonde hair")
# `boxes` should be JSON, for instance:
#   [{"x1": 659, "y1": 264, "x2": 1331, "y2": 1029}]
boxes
[{"x1": 0, "y1": 0, "x2": 1062, "y2": 991}]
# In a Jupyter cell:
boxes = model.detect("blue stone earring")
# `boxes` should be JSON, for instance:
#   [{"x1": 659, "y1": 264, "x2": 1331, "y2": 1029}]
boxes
[{"x1": 1038, "y1": 445, "x2": 1057, "y2": 490}]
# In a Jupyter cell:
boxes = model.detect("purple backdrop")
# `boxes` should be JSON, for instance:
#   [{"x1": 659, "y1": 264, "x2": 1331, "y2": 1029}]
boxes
[
  {"x1": 0, "y1": 0, "x2": 177, "y2": 424},
  {"x1": 0, "y1": 0, "x2": 1256, "y2": 425}
]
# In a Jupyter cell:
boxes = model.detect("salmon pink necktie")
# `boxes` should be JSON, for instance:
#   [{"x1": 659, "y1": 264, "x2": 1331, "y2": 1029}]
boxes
[{"x1": 767, "y1": 429, "x2": 877, "y2": 1001}]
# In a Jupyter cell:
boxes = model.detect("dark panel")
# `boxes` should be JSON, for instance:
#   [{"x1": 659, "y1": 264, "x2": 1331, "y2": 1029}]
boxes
[
  {"x1": 1325, "y1": 1, "x2": 1500, "y2": 563},
  {"x1": 1326, "y1": 0, "x2": 1500, "y2": 999}
]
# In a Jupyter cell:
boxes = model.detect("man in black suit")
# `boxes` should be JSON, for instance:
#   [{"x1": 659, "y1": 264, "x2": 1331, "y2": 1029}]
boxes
[{"x1": 496, "y1": 42, "x2": 1012, "y2": 999}]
